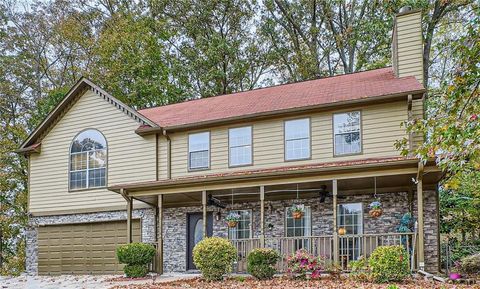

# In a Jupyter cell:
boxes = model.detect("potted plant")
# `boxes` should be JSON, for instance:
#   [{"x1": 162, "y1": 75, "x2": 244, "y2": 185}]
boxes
[
  {"x1": 225, "y1": 211, "x2": 241, "y2": 228},
  {"x1": 290, "y1": 204, "x2": 305, "y2": 219},
  {"x1": 368, "y1": 201, "x2": 383, "y2": 218}
]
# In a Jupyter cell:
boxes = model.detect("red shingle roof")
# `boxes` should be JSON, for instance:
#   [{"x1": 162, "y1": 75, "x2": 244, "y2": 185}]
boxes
[{"x1": 138, "y1": 67, "x2": 424, "y2": 128}]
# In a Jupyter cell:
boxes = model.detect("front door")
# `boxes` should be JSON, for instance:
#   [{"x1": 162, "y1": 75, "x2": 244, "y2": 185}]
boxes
[{"x1": 187, "y1": 212, "x2": 213, "y2": 270}]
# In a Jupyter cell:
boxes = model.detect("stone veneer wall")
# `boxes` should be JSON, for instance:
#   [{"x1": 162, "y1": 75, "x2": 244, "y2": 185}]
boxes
[
  {"x1": 25, "y1": 208, "x2": 155, "y2": 275},
  {"x1": 415, "y1": 190, "x2": 440, "y2": 272},
  {"x1": 25, "y1": 191, "x2": 439, "y2": 275},
  {"x1": 162, "y1": 191, "x2": 439, "y2": 273}
]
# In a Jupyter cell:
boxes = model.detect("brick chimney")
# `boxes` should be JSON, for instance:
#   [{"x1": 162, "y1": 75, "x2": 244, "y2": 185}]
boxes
[{"x1": 392, "y1": 7, "x2": 424, "y2": 86}]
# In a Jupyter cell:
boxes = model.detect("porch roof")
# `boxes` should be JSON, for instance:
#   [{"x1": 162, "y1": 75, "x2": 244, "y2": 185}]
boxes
[{"x1": 109, "y1": 157, "x2": 441, "y2": 202}]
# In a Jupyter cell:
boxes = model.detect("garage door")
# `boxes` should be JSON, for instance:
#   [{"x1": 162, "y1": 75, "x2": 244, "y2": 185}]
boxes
[{"x1": 38, "y1": 220, "x2": 141, "y2": 275}]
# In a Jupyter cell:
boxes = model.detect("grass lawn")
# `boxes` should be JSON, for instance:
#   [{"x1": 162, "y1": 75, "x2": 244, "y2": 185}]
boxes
[{"x1": 110, "y1": 276, "x2": 479, "y2": 289}]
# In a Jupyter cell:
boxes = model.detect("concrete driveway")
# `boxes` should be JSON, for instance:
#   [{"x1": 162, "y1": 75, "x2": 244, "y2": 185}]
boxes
[{"x1": 0, "y1": 273, "x2": 200, "y2": 289}]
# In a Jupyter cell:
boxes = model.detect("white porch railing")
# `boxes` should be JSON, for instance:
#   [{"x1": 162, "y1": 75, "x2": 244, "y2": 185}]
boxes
[{"x1": 231, "y1": 232, "x2": 415, "y2": 272}]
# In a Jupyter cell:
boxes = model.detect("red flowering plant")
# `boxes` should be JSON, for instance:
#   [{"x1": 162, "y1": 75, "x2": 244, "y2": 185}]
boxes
[{"x1": 286, "y1": 249, "x2": 327, "y2": 279}]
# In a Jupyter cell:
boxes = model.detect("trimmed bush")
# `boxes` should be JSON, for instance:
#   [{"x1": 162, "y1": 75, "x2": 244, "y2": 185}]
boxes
[
  {"x1": 124, "y1": 264, "x2": 149, "y2": 278},
  {"x1": 193, "y1": 237, "x2": 237, "y2": 281},
  {"x1": 348, "y1": 256, "x2": 371, "y2": 282},
  {"x1": 459, "y1": 253, "x2": 480, "y2": 276},
  {"x1": 368, "y1": 246, "x2": 410, "y2": 283},
  {"x1": 247, "y1": 248, "x2": 279, "y2": 280},
  {"x1": 116, "y1": 242, "x2": 155, "y2": 277}
]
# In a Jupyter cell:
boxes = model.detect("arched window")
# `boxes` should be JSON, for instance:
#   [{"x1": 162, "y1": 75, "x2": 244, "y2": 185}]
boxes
[{"x1": 69, "y1": 129, "x2": 107, "y2": 190}]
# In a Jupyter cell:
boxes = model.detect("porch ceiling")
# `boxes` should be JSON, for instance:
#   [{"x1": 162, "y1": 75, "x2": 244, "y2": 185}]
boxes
[{"x1": 134, "y1": 170, "x2": 441, "y2": 208}]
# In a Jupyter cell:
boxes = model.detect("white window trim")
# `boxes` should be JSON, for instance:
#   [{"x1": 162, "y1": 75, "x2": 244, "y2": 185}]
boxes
[
  {"x1": 69, "y1": 130, "x2": 107, "y2": 191},
  {"x1": 337, "y1": 202, "x2": 364, "y2": 235},
  {"x1": 284, "y1": 206, "x2": 312, "y2": 237},
  {"x1": 228, "y1": 126, "x2": 253, "y2": 167},
  {"x1": 333, "y1": 111, "x2": 362, "y2": 156},
  {"x1": 228, "y1": 209, "x2": 253, "y2": 240},
  {"x1": 284, "y1": 118, "x2": 311, "y2": 161},
  {"x1": 188, "y1": 131, "x2": 210, "y2": 171}
]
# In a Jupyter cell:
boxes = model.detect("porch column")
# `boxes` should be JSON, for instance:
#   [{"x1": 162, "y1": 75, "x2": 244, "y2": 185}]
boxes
[
  {"x1": 332, "y1": 179, "x2": 339, "y2": 266},
  {"x1": 260, "y1": 186, "x2": 265, "y2": 248},
  {"x1": 157, "y1": 194, "x2": 164, "y2": 274},
  {"x1": 417, "y1": 162, "x2": 425, "y2": 270},
  {"x1": 202, "y1": 190, "x2": 207, "y2": 238}
]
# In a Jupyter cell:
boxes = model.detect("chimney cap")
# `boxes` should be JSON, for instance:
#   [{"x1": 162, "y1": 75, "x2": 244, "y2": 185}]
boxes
[{"x1": 399, "y1": 6, "x2": 412, "y2": 13}]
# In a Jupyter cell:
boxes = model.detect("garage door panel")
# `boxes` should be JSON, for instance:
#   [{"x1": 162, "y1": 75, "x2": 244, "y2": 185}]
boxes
[{"x1": 38, "y1": 220, "x2": 141, "y2": 275}]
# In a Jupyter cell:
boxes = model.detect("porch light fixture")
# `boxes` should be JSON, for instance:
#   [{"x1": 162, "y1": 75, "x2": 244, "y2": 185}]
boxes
[
  {"x1": 338, "y1": 227, "x2": 346, "y2": 235},
  {"x1": 215, "y1": 211, "x2": 221, "y2": 221},
  {"x1": 268, "y1": 202, "x2": 273, "y2": 214}
]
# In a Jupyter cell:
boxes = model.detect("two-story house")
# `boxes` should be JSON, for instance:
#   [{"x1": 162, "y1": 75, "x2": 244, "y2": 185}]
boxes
[{"x1": 19, "y1": 8, "x2": 442, "y2": 275}]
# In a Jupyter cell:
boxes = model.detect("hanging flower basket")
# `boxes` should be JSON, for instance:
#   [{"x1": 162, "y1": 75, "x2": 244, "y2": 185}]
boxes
[
  {"x1": 290, "y1": 204, "x2": 305, "y2": 219},
  {"x1": 225, "y1": 212, "x2": 241, "y2": 228},
  {"x1": 368, "y1": 201, "x2": 383, "y2": 218},
  {"x1": 227, "y1": 220, "x2": 238, "y2": 228}
]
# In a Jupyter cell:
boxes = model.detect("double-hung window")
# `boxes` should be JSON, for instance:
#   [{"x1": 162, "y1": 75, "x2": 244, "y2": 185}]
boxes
[
  {"x1": 228, "y1": 210, "x2": 252, "y2": 240},
  {"x1": 285, "y1": 206, "x2": 311, "y2": 250},
  {"x1": 337, "y1": 203, "x2": 363, "y2": 260},
  {"x1": 229, "y1": 126, "x2": 252, "y2": 167},
  {"x1": 284, "y1": 118, "x2": 310, "y2": 161},
  {"x1": 188, "y1": 132, "x2": 210, "y2": 170},
  {"x1": 333, "y1": 111, "x2": 361, "y2": 155}
]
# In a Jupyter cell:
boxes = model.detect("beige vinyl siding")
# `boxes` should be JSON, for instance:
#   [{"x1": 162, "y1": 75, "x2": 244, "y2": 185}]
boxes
[
  {"x1": 411, "y1": 98, "x2": 424, "y2": 149},
  {"x1": 158, "y1": 136, "x2": 168, "y2": 179},
  {"x1": 29, "y1": 89, "x2": 156, "y2": 215},
  {"x1": 396, "y1": 11, "x2": 424, "y2": 84},
  {"x1": 166, "y1": 101, "x2": 408, "y2": 178}
]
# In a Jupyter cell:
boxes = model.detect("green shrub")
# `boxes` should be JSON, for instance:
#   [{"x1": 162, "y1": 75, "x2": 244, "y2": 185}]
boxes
[
  {"x1": 247, "y1": 248, "x2": 279, "y2": 280},
  {"x1": 441, "y1": 239, "x2": 480, "y2": 268},
  {"x1": 116, "y1": 242, "x2": 155, "y2": 277},
  {"x1": 368, "y1": 246, "x2": 410, "y2": 283},
  {"x1": 386, "y1": 285, "x2": 400, "y2": 289},
  {"x1": 458, "y1": 253, "x2": 480, "y2": 275},
  {"x1": 193, "y1": 237, "x2": 237, "y2": 281},
  {"x1": 124, "y1": 264, "x2": 149, "y2": 278},
  {"x1": 348, "y1": 256, "x2": 371, "y2": 282}
]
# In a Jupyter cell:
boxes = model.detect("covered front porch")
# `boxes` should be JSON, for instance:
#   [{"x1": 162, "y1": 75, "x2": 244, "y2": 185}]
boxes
[
  {"x1": 113, "y1": 160, "x2": 441, "y2": 274},
  {"x1": 208, "y1": 178, "x2": 423, "y2": 273}
]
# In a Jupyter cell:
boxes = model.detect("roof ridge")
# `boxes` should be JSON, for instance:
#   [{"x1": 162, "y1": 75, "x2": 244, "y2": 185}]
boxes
[{"x1": 138, "y1": 66, "x2": 394, "y2": 112}]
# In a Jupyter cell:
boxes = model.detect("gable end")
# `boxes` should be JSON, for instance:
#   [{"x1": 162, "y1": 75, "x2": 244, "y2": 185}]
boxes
[{"x1": 18, "y1": 78, "x2": 159, "y2": 153}]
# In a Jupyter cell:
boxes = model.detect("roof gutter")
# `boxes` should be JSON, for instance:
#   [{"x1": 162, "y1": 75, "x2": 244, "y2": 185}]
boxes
[
  {"x1": 15, "y1": 143, "x2": 41, "y2": 155},
  {"x1": 143, "y1": 89, "x2": 425, "y2": 133}
]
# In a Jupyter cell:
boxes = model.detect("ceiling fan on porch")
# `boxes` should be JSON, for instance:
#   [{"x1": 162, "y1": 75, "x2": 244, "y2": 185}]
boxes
[
  {"x1": 207, "y1": 194, "x2": 226, "y2": 208},
  {"x1": 318, "y1": 185, "x2": 346, "y2": 203}
]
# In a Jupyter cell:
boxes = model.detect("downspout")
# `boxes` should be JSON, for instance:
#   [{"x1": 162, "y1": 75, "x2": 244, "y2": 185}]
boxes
[
  {"x1": 162, "y1": 130, "x2": 172, "y2": 179},
  {"x1": 155, "y1": 133, "x2": 159, "y2": 181}
]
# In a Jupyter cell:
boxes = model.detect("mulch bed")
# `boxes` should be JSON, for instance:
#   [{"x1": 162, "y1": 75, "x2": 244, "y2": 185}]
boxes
[{"x1": 109, "y1": 276, "x2": 480, "y2": 289}]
